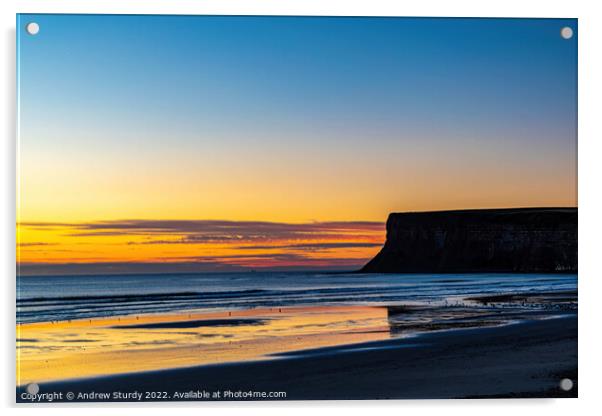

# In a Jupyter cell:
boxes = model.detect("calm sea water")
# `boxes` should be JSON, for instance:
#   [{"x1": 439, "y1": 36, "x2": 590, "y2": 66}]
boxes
[{"x1": 16, "y1": 272, "x2": 577, "y2": 324}]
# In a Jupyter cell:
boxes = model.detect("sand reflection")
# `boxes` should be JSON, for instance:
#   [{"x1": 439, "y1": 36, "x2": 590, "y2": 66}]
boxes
[{"x1": 17, "y1": 305, "x2": 390, "y2": 385}]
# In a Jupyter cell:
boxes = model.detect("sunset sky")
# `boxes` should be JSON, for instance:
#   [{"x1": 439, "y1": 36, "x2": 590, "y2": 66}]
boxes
[{"x1": 17, "y1": 15, "x2": 577, "y2": 274}]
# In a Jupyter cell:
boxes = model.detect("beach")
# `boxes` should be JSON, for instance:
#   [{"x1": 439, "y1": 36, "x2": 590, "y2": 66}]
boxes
[
  {"x1": 18, "y1": 313, "x2": 577, "y2": 401},
  {"x1": 16, "y1": 273, "x2": 577, "y2": 401}
]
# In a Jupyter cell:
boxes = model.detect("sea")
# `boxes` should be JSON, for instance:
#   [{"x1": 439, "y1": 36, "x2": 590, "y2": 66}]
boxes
[{"x1": 16, "y1": 272, "x2": 577, "y2": 324}]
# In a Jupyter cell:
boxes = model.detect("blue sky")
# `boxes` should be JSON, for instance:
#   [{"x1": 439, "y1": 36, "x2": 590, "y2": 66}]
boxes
[{"x1": 18, "y1": 15, "x2": 577, "y2": 149}]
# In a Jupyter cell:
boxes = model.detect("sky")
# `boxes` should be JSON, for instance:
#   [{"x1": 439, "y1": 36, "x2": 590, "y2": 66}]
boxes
[{"x1": 17, "y1": 15, "x2": 577, "y2": 274}]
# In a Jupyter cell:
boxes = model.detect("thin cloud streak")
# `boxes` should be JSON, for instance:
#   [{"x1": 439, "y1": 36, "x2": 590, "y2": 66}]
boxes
[
  {"x1": 234, "y1": 242, "x2": 383, "y2": 251},
  {"x1": 19, "y1": 219, "x2": 382, "y2": 231},
  {"x1": 20, "y1": 219, "x2": 384, "y2": 243},
  {"x1": 17, "y1": 256, "x2": 371, "y2": 276},
  {"x1": 18, "y1": 242, "x2": 58, "y2": 247}
]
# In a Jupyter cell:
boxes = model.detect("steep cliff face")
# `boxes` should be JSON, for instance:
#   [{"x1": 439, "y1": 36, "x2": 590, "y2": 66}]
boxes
[{"x1": 360, "y1": 208, "x2": 577, "y2": 273}]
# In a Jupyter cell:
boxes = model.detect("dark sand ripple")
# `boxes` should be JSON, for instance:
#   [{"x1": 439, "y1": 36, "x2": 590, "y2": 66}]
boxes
[{"x1": 111, "y1": 318, "x2": 267, "y2": 329}]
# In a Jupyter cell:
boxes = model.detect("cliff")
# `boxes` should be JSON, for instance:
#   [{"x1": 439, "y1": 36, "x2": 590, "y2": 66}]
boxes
[{"x1": 360, "y1": 208, "x2": 577, "y2": 273}]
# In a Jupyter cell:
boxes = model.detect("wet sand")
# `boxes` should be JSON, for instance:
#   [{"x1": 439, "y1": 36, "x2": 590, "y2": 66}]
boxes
[
  {"x1": 17, "y1": 314, "x2": 577, "y2": 401},
  {"x1": 17, "y1": 305, "x2": 391, "y2": 385}
]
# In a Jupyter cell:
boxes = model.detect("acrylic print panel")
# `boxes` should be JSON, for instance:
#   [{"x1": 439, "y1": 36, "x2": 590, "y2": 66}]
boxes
[{"x1": 16, "y1": 14, "x2": 577, "y2": 402}]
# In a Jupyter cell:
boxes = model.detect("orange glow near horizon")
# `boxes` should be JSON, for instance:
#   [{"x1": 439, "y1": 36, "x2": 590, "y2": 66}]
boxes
[{"x1": 16, "y1": 219, "x2": 386, "y2": 273}]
